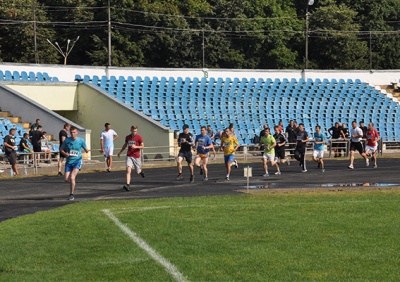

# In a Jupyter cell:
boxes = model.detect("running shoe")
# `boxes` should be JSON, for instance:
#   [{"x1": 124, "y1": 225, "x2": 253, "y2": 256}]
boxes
[
  {"x1": 200, "y1": 168, "x2": 203, "y2": 175},
  {"x1": 68, "y1": 194, "x2": 74, "y2": 201},
  {"x1": 321, "y1": 169, "x2": 325, "y2": 173},
  {"x1": 233, "y1": 160, "x2": 238, "y2": 168},
  {"x1": 275, "y1": 171, "x2": 281, "y2": 175},
  {"x1": 107, "y1": 168, "x2": 111, "y2": 173},
  {"x1": 365, "y1": 159, "x2": 370, "y2": 167},
  {"x1": 302, "y1": 169, "x2": 307, "y2": 173},
  {"x1": 225, "y1": 176, "x2": 230, "y2": 181},
  {"x1": 190, "y1": 175, "x2": 194, "y2": 183},
  {"x1": 57, "y1": 172, "x2": 63, "y2": 177},
  {"x1": 176, "y1": 173, "x2": 183, "y2": 180},
  {"x1": 348, "y1": 165, "x2": 354, "y2": 169},
  {"x1": 123, "y1": 184, "x2": 130, "y2": 191},
  {"x1": 286, "y1": 157, "x2": 290, "y2": 166},
  {"x1": 203, "y1": 177, "x2": 208, "y2": 181},
  {"x1": 140, "y1": 171, "x2": 145, "y2": 178},
  {"x1": 263, "y1": 173, "x2": 269, "y2": 177},
  {"x1": 373, "y1": 164, "x2": 377, "y2": 168}
]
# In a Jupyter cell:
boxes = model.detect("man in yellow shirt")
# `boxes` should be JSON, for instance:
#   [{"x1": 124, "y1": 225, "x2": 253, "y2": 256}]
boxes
[{"x1": 221, "y1": 128, "x2": 240, "y2": 181}]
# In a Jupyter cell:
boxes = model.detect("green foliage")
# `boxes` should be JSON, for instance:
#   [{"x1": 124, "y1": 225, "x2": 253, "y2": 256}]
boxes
[{"x1": 0, "y1": 0, "x2": 399, "y2": 69}]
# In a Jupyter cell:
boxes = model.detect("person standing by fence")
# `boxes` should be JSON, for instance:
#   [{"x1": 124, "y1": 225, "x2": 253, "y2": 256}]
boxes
[{"x1": 4, "y1": 128, "x2": 19, "y2": 176}]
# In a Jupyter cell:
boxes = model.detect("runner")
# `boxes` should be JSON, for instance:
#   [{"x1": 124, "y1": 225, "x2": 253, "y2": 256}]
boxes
[
  {"x1": 273, "y1": 125, "x2": 289, "y2": 166},
  {"x1": 117, "y1": 125, "x2": 145, "y2": 191},
  {"x1": 176, "y1": 124, "x2": 195, "y2": 183},
  {"x1": 221, "y1": 127, "x2": 240, "y2": 181},
  {"x1": 348, "y1": 120, "x2": 369, "y2": 169},
  {"x1": 294, "y1": 123, "x2": 310, "y2": 172},
  {"x1": 365, "y1": 122, "x2": 380, "y2": 168},
  {"x1": 194, "y1": 126, "x2": 216, "y2": 181},
  {"x1": 60, "y1": 126, "x2": 90, "y2": 200},
  {"x1": 312, "y1": 125, "x2": 326, "y2": 172},
  {"x1": 258, "y1": 127, "x2": 280, "y2": 177},
  {"x1": 100, "y1": 122, "x2": 118, "y2": 172}
]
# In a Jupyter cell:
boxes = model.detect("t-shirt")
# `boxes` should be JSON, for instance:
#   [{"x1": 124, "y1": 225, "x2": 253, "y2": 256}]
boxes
[
  {"x1": 295, "y1": 130, "x2": 309, "y2": 150},
  {"x1": 221, "y1": 135, "x2": 239, "y2": 156},
  {"x1": 31, "y1": 130, "x2": 44, "y2": 147},
  {"x1": 125, "y1": 134, "x2": 143, "y2": 158},
  {"x1": 195, "y1": 134, "x2": 212, "y2": 155},
  {"x1": 273, "y1": 132, "x2": 286, "y2": 152},
  {"x1": 59, "y1": 129, "x2": 68, "y2": 149},
  {"x1": 313, "y1": 132, "x2": 325, "y2": 151},
  {"x1": 4, "y1": 135, "x2": 16, "y2": 154},
  {"x1": 350, "y1": 127, "x2": 363, "y2": 142},
  {"x1": 178, "y1": 132, "x2": 195, "y2": 152},
  {"x1": 19, "y1": 138, "x2": 30, "y2": 151},
  {"x1": 100, "y1": 129, "x2": 118, "y2": 148},
  {"x1": 285, "y1": 125, "x2": 297, "y2": 142},
  {"x1": 61, "y1": 137, "x2": 87, "y2": 164},
  {"x1": 341, "y1": 128, "x2": 349, "y2": 139},
  {"x1": 260, "y1": 134, "x2": 276, "y2": 154},
  {"x1": 207, "y1": 129, "x2": 214, "y2": 138},
  {"x1": 329, "y1": 127, "x2": 342, "y2": 139},
  {"x1": 366, "y1": 128, "x2": 380, "y2": 146}
]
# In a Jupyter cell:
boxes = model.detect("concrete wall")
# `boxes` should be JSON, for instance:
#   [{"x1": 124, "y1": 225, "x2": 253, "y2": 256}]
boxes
[
  {"x1": 0, "y1": 84, "x2": 89, "y2": 145},
  {"x1": 57, "y1": 83, "x2": 174, "y2": 160},
  {"x1": 1, "y1": 62, "x2": 400, "y2": 86}
]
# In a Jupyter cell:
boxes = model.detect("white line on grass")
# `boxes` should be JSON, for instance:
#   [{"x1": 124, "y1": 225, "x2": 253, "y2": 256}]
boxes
[{"x1": 102, "y1": 209, "x2": 189, "y2": 282}]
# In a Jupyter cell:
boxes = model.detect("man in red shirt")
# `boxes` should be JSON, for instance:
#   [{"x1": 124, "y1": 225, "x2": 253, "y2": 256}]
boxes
[
  {"x1": 365, "y1": 122, "x2": 380, "y2": 168},
  {"x1": 118, "y1": 125, "x2": 145, "y2": 191}
]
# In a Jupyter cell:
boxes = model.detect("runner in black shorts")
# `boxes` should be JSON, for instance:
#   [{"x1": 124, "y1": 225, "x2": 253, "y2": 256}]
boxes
[
  {"x1": 273, "y1": 125, "x2": 289, "y2": 166},
  {"x1": 348, "y1": 121, "x2": 368, "y2": 169},
  {"x1": 176, "y1": 124, "x2": 195, "y2": 183},
  {"x1": 3, "y1": 128, "x2": 19, "y2": 175}
]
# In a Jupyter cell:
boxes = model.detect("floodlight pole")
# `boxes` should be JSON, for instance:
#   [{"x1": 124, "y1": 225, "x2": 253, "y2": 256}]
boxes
[
  {"x1": 305, "y1": 0, "x2": 314, "y2": 69},
  {"x1": 108, "y1": 0, "x2": 112, "y2": 67},
  {"x1": 46, "y1": 36, "x2": 80, "y2": 65}
]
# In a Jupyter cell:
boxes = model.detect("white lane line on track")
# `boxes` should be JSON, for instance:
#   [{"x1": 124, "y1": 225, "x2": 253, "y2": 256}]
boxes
[{"x1": 102, "y1": 209, "x2": 189, "y2": 282}]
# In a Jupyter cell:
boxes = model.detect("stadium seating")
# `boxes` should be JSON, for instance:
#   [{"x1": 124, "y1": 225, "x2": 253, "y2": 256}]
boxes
[
  {"x1": 78, "y1": 75, "x2": 400, "y2": 143},
  {"x1": 0, "y1": 70, "x2": 59, "y2": 82}
]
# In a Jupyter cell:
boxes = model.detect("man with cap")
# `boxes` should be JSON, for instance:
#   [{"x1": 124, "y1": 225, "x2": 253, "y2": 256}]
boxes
[{"x1": 176, "y1": 124, "x2": 195, "y2": 183}]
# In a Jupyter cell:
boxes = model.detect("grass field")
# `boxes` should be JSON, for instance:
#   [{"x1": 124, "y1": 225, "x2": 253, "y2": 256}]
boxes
[{"x1": 1, "y1": 191, "x2": 400, "y2": 281}]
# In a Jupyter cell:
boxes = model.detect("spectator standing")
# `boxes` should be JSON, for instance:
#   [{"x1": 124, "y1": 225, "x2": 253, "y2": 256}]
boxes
[
  {"x1": 175, "y1": 124, "x2": 195, "y2": 183},
  {"x1": 30, "y1": 125, "x2": 44, "y2": 164},
  {"x1": 4, "y1": 128, "x2": 19, "y2": 175},
  {"x1": 207, "y1": 125, "x2": 215, "y2": 143},
  {"x1": 57, "y1": 123, "x2": 70, "y2": 176},
  {"x1": 285, "y1": 120, "x2": 297, "y2": 158},
  {"x1": 60, "y1": 126, "x2": 90, "y2": 200},
  {"x1": 328, "y1": 122, "x2": 343, "y2": 157},
  {"x1": 117, "y1": 125, "x2": 145, "y2": 191},
  {"x1": 348, "y1": 121, "x2": 369, "y2": 169},
  {"x1": 359, "y1": 120, "x2": 368, "y2": 138},
  {"x1": 100, "y1": 122, "x2": 119, "y2": 172},
  {"x1": 29, "y1": 118, "x2": 41, "y2": 137}
]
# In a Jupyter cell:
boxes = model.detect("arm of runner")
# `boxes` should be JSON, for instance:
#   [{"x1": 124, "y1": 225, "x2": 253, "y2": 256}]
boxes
[{"x1": 118, "y1": 142, "x2": 128, "y2": 158}]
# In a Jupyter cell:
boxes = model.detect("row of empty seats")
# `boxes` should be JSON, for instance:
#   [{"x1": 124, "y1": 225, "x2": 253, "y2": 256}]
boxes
[
  {"x1": 78, "y1": 75, "x2": 399, "y2": 144},
  {"x1": 0, "y1": 70, "x2": 59, "y2": 82}
]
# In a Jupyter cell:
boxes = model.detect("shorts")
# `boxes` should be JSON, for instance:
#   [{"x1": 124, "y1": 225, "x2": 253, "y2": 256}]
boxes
[
  {"x1": 365, "y1": 145, "x2": 378, "y2": 154},
  {"x1": 59, "y1": 150, "x2": 67, "y2": 159},
  {"x1": 6, "y1": 152, "x2": 17, "y2": 165},
  {"x1": 263, "y1": 153, "x2": 275, "y2": 162},
  {"x1": 313, "y1": 149, "x2": 324, "y2": 159},
  {"x1": 224, "y1": 154, "x2": 235, "y2": 164},
  {"x1": 103, "y1": 146, "x2": 114, "y2": 158},
  {"x1": 275, "y1": 149, "x2": 285, "y2": 160},
  {"x1": 65, "y1": 159, "x2": 83, "y2": 172},
  {"x1": 177, "y1": 151, "x2": 193, "y2": 164},
  {"x1": 33, "y1": 145, "x2": 41, "y2": 153},
  {"x1": 197, "y1": 153, "x2": 209, "y2": 159},
  {"x1": 350, "y1": 141, "x2": 364, "y2": 155},
  {"x1": 23, "y1": 148, "x2": 31, "y2": 153},
  {"x1": 126, "y1": 156, "x2": 142, "y2": 171}
]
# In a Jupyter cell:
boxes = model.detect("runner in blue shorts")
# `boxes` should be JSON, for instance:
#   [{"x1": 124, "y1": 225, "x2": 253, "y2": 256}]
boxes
[{"x1": 60, "y1": 126, "x2": 90, "y2": 200}]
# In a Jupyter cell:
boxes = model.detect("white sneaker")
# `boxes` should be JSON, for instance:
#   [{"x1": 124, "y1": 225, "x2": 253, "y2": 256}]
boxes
[
  {"x1": 365, "y1": 159, "x2": 370, "y2": 167},
  {"x1": 275, "y1": 171, "x2": 281, "y2": 175},
  {"x1": 302, "y1": 169, "x2": 307, "y2": 173},
  {"x1": 373, "y1": 164, "x2": 377, "y2": 168},
  {"x1": 0, "y1": 169, "x2": 4, "y2": 173},
  {"x1": 68, "y1": 194, "x2": 75, "y2": 201},
  {"x1": 348, "y1": 165, "x2": 354, "y2": 169},
  {"x1": 263, "y1": 173, "x2": 269, "y2": 177}
]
